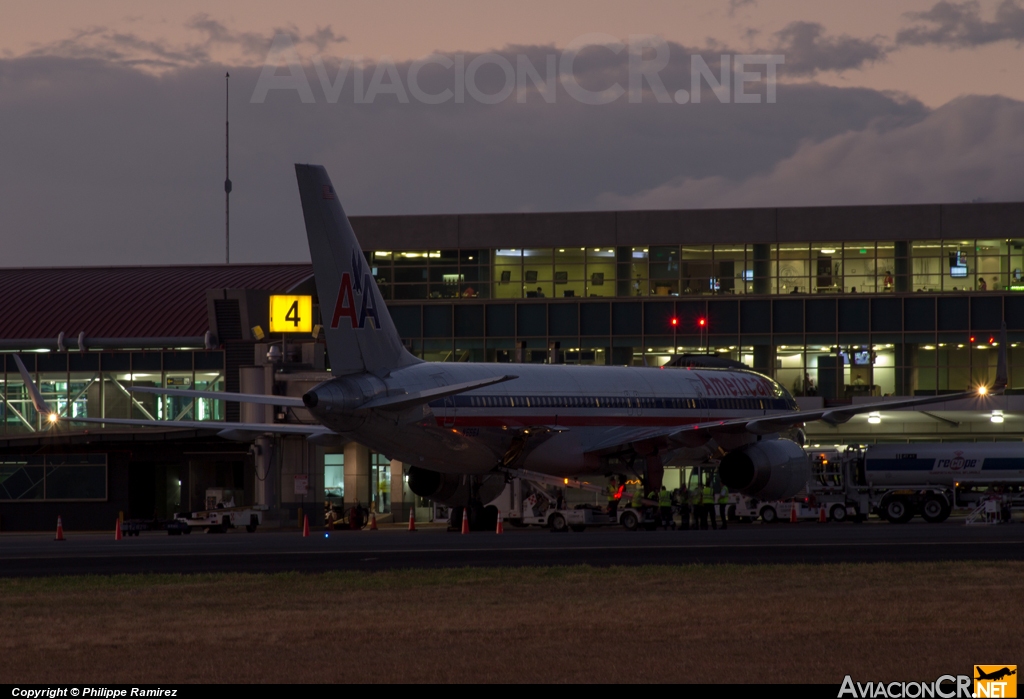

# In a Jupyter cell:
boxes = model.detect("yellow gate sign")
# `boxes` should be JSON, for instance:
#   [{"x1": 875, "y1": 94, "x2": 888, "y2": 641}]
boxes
[{"x1": 269, "y1": 295, "x2": 313, "y2": 333}]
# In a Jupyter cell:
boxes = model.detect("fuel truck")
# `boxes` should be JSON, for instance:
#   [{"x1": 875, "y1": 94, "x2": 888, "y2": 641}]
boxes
[{"x1": 735, "y1": 442, "x2": 1024, "y2": 524}]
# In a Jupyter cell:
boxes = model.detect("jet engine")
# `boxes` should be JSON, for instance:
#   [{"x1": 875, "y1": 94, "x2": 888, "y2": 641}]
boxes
[
  {"x1": 718, "y1": 439, "x2": 810, "y2": 501},
  {"x1": 406, "y1": 466, "x2": 506, "y2": 507}
]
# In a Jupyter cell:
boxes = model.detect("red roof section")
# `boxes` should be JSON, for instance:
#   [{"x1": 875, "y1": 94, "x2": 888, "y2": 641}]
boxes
[{"x1": 0, "y1": 264, "x2": 313, "y2": 339}]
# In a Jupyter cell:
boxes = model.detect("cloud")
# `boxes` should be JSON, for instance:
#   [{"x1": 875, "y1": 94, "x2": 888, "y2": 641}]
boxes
[
  {"x1": 897, "y1": 0, "x2": 1024, "y2": 47},
  {"x1": 728, "y1": 0, "x2": 757, "y2": 17},
  {"x1": 769, "y1": 21, "x2": 888, "y2": 75},
  {"x1": 0, "y1": 42, "x2": 938, "y2": 267},
  {"x1": 596, "y1": 95, "x2": 1024, "y2": 209},
  {"x1": 18, "y1": 15, "x2": 347, "y2": 71}
]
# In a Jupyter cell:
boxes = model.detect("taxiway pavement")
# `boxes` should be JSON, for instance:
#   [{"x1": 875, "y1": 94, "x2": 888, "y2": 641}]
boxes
[{"x1": 1, "y1": 520, "x2": 1021, "y2": 577}]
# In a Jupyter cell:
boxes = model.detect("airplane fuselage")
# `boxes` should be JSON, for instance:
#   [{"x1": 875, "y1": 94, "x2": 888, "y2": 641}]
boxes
[{"x1": 310, "y1": 361, "x2": 798, "y2": 477}]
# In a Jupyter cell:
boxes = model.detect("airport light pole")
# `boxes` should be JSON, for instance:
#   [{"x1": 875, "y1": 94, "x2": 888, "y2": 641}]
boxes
[{"x1": 225, "y1": 72, "x2": 232, "y2": 264}]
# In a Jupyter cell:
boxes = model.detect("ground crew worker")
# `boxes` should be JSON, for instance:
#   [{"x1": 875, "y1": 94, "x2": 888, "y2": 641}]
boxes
[
  {"x1": 717, "y1": 485, "x2": 730, "y2": 530},
  {"x1": 658, "y1": 486, "x2": 673, "y2": 530},
  {"x1": 704, "y1": 480, "x2": 717, "y2": 530},
  {"x1": 677, "y1": 487, "x2": 691, "y2": 530},
  {"x1": 606, "y1": 477, "x2": 619, "y2": 520},
  {"x1": 693, "y1": 483, "x2": 707, "y2": 530},
  {"x1": 630, "y1": 486, "x2": 643, "y2": 509}
]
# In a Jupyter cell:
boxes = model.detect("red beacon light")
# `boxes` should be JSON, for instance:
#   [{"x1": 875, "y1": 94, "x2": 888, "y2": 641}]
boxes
[
  {"x1": 670, "y1": 317, "x2": 679, "y2": 327},
  {"x1": 698, "y1": 318, "x2": 707, "y2": 328}
]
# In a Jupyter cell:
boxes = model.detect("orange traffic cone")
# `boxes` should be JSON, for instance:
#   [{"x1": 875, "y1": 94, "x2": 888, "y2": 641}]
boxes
[
  {"x1": 496, "y1": 511, "x2": 504, "y2": 534},
  {"x1": 368, "y1": 511, "x2": 378, "y2": 531},
  {"x1": 461, "y1": 508, "x2": 470, "y2": 534},
  {"x1": 408, "y1": 508, "x2": 417, "y2": 532},
  {"x1": 819, "y1": 504, "x2": 828, "y2": 523},
  {"x1": 302, "y1": 514, "x2": 310, "y2": 537},
  {"x1": 790, "y1": 502, "x2": 798, "y2": 523},
  {"x1": 55, "y1": 516, "x2": 65, "y2": 541},
  {"x1": 114, "y1": 520, "x2": 122, "y2": 541}
]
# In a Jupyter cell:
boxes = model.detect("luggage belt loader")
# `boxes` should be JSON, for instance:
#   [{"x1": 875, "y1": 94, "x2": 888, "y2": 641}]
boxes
[{"x1": 490, "y1": 468, "x2": 657, "y2": 532}]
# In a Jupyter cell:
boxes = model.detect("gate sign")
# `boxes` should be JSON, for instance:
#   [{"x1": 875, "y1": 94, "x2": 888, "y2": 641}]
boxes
[{"x1": 269, "y1": 295, "x2": 313, "y2": 333}]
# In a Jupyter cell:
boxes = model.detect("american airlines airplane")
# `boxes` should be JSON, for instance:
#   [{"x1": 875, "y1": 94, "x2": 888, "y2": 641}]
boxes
[{"x1": 20, "y1": 164, "x2": 1006, "y2": 525}]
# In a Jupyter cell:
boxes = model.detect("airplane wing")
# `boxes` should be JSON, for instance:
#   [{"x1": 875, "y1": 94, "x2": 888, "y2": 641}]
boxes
[
  {"x1": 131, "y1": 375, "x2": 518, "y2": 412},
  {"x1": 584, "y1": 386, "x2": 998, "y2": 455},
  {"x1": 586, "y1": 325, "x2": 1008, "y2": 456},
  {"x1": 12, "y1": 355, "x2": 52, "y2": 414},
  {"x1": 128, "y1": 386, "x2": 306, "y2": 408}
]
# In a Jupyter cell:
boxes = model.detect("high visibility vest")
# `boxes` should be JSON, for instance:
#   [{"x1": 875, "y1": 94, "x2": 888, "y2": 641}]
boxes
[
  {"x1": 630, "y1": 490, "x2": 643, "y2": 508},
  {"x1": 702, "y1": 487, "x2": 713, "y2": 504},
  {"x1": 607, "y1": 485, "x2": 617, "y2": 502},
  {"x1": 658, "y1": 490, "x2": 671, "y2": 507},
  {"x1": 717, "y1": 487, "x2": 729, "y2": 505}
]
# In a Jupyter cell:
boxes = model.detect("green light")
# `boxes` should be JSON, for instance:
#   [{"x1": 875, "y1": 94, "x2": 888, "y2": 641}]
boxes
[{"x1": 859, "y1": 249, "x2": 867, "y2": 254}]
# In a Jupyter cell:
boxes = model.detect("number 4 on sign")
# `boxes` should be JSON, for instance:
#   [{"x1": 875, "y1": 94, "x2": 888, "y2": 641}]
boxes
[
  {"x1": 286, "y1": 300, "x2": 301, "y2": 327},
  {"x1": 269, "y1": 295, "x2": 313, "y2": 333}
]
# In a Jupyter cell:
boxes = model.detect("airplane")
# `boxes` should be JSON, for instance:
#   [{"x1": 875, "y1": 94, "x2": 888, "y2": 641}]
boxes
[
  {"x1": 15, "y1": 164, "x2": 1008, "y2": 529},
  {"x1": 976, "y1": 667, "x2": 1016, "y2": 682}
]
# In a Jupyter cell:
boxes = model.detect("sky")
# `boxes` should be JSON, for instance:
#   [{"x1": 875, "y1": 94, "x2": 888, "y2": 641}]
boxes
[{"x1": 2, "y1": 0, "x2": 1023, "y2": 266}]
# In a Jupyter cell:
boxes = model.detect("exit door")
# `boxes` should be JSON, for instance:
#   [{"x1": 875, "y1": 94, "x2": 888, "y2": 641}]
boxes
[{"x1": 685, "y1": 378, "x2": 708, "y2": 420}]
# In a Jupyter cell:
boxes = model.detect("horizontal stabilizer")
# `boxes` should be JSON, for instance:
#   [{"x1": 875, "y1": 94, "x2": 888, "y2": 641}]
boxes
[
  {"x1": 65, "y1": 415, "x2": 331, "y2": 436},
  {"x1": 128, "y1": 385, "x2": 305, "y2": 408},
  {"x1": 360, "y1": 375, "x2": 518, "y2": 411}
]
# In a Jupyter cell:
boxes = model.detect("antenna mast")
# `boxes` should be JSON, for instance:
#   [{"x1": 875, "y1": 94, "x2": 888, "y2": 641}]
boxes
[{"x1": 225, "y1": 72, "x2": 232, "y2": 264}]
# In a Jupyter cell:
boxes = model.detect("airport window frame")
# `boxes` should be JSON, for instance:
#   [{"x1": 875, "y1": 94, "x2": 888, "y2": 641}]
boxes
[
  {"x1": 0, "y1": 454, "x2": 107, "y2": 502},
  {"x1": 0, "y1": 350, "x2": 226, "y2": 434}
]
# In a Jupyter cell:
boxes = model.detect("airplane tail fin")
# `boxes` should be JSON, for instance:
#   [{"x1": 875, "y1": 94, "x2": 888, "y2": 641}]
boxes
[{"x1": 294, "y1": 164, "x2": 420, "y2": 376}]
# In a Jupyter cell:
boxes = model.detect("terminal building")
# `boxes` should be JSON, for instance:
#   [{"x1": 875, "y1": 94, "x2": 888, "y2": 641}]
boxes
[{"x1": 2, "y1": 200, "x2": 1024, "y2": 530}]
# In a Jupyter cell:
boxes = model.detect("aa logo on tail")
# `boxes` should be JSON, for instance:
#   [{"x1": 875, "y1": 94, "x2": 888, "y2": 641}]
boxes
[{"x1": 331, "y1": 250, "x2": 381, "y2": 330}]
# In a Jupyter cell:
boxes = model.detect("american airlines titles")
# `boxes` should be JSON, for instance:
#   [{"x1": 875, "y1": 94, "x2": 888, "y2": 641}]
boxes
[{"x1": 695, "y1": 372, "x2": 777, "y2": 399}]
